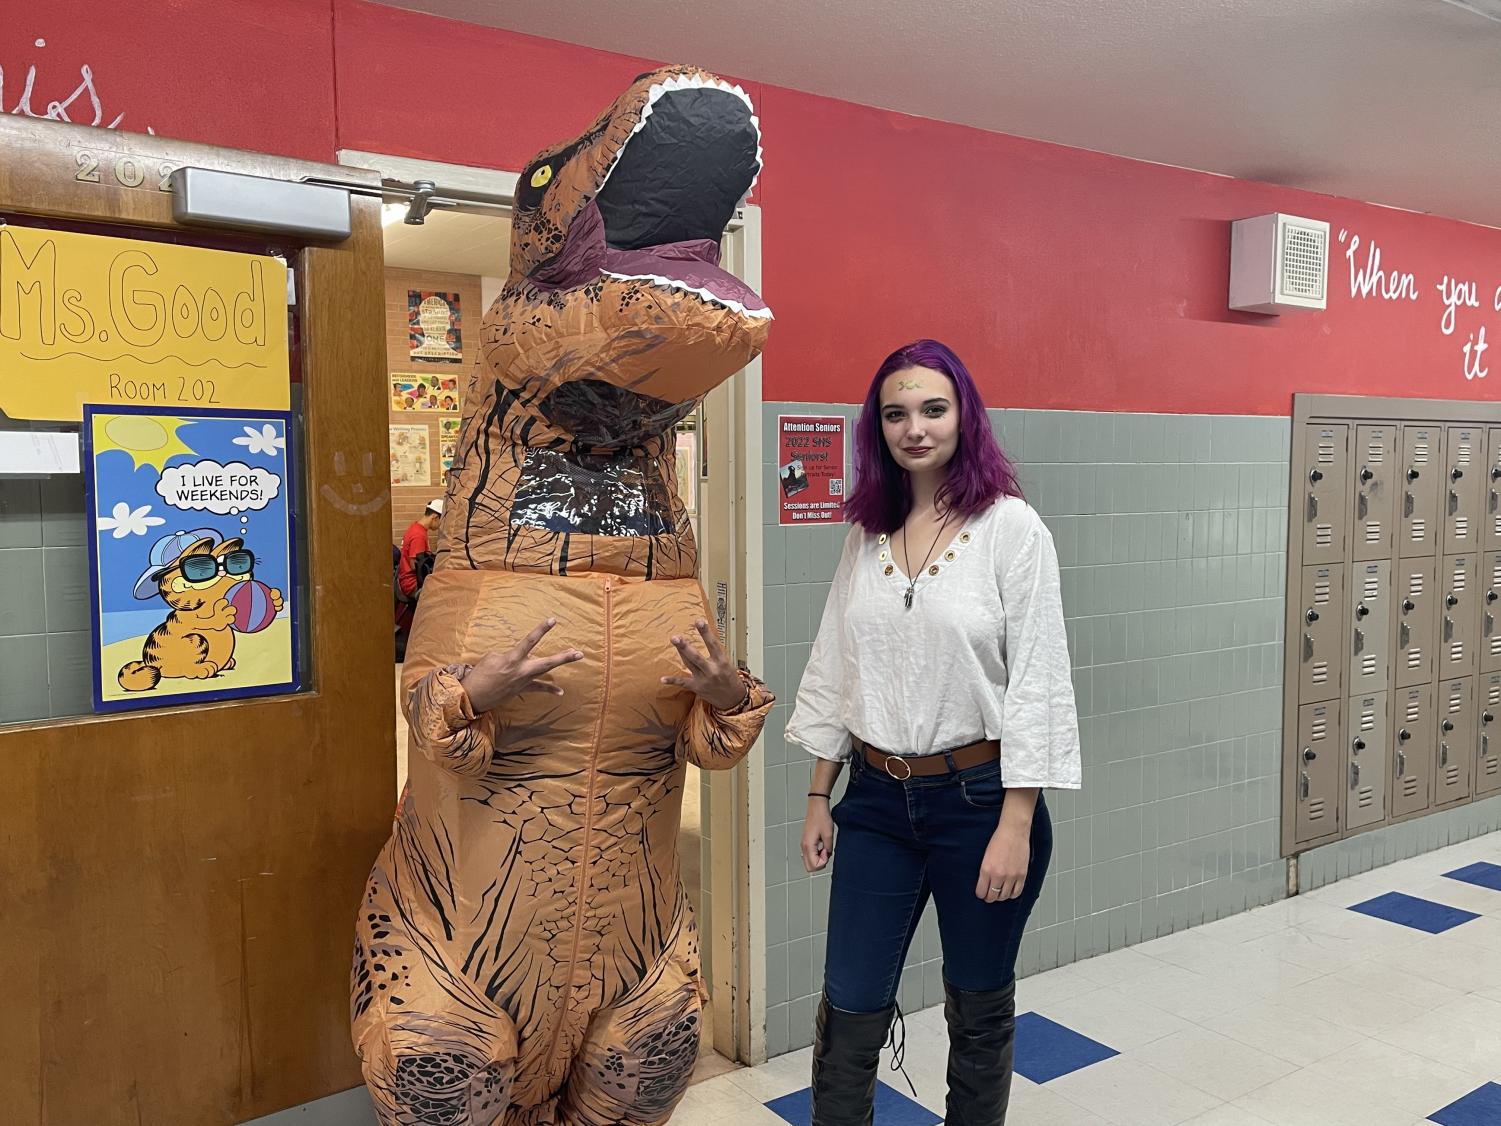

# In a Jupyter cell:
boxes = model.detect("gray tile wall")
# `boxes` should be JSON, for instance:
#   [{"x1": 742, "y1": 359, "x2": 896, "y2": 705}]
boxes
[
  {"x1": 0, "y1": 475, "x2": 93, "y2": 724},
  {"x1": 759, "y1": 405, "x2": 1294, "y2": 1056}
]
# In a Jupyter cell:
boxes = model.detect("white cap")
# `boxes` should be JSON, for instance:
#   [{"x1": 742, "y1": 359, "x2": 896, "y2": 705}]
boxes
[{"x1": 426, "y1": 498, "x2": 445, "y2": 516}]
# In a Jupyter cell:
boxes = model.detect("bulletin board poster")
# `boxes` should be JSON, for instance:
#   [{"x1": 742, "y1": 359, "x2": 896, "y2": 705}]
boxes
[
  {"x1": 390, "y1": 425, "x2": 431, "y2": 486},
  {"x1": 0, "y1": 224, "x2": 290, "y2": 422},
  {"x1": 407, "y1": 291, "x2": 463, "y2": 363},
  {"x1": 82, "y1": 407, "x2": 299, "y2": 714},
  {"x1": 777, "y1": 415, "x2": 846, "y2": 525},
  {"x1": 391, "y1": 372, "x2": 461, "y2": 412}
]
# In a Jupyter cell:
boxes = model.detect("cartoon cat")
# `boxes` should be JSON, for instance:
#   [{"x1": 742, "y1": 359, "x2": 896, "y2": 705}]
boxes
[{"x1": 118, "y1": 529, "x2": 283, "y2": 692}]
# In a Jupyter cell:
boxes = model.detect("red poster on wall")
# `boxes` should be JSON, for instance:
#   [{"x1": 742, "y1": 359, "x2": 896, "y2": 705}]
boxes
[{"x1": 777, "y1": 415, "x2": 847, "y2": 525}]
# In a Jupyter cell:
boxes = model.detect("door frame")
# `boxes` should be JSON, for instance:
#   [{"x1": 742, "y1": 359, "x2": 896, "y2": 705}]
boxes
[{"x1": 339, "y1": 150, "x2": 769, "y2": 1064}]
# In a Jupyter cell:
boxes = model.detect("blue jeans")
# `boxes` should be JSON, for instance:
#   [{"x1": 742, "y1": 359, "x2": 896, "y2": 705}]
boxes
[{"x1": 823, "y1": 752, "x2": 1053, "y2": 1013}]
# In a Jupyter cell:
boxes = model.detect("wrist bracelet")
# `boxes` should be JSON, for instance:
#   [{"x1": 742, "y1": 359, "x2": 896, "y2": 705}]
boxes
[{"x1": 807, "y1": 791, "x2": 832, "y2": 800}]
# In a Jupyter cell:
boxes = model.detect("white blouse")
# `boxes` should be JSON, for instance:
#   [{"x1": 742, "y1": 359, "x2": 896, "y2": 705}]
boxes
[{"x1": 786, "y1": 497, "x2": 1082, "y2": 790}]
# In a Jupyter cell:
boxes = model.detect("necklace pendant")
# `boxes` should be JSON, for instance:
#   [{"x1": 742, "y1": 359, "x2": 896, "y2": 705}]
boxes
[{"x1": 904, "y1": 584, "x2": 915, "y2": 610}]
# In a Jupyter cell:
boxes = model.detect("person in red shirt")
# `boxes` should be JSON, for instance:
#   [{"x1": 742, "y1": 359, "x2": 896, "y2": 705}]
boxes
[{"x1": 394, "y1": 498, "x2": 442, "y2": 644}]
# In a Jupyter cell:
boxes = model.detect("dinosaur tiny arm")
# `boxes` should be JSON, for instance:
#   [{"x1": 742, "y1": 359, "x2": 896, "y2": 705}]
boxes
[
  {"x1": 404, "y1": 665, "x2": 502, "y2": 778},
  {"x1": 675, "y1": 670, "x2": 774, "y2": 771}
]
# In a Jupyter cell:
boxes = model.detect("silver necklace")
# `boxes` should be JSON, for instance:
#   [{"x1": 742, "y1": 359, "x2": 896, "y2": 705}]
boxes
[{"x1": 900, "y1": 508, "x2": 954, "y2": 610}]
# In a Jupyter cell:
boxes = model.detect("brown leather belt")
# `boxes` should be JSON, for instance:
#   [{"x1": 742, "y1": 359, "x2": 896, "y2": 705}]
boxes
[{"x1": 853, "y1": 736, "x2": 999, "y2": 780}]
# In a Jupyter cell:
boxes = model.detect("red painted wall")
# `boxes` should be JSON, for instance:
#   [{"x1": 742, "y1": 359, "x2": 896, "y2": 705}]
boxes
[{"x1": 7, "y1": 1, "x2": 1499, "y2": 415}]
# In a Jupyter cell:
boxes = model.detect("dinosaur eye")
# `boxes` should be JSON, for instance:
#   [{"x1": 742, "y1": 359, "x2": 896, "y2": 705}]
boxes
[{"x1": 529, "y1": 165, "x2": 553, "y2": 189}]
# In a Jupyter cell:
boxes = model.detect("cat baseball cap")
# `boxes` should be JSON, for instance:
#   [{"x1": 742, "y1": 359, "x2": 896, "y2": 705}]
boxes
[
  {"x1": 133, "y1": 528, "x2": 220, "y2": 600},
  {"x1": 426, "y1": 498, "x2": 445, "y2": 516}
]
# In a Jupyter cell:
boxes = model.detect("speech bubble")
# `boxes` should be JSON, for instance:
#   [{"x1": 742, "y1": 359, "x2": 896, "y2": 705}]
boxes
[{"x1": 157, "y1": 460, "x2": 282, "y2": 515}]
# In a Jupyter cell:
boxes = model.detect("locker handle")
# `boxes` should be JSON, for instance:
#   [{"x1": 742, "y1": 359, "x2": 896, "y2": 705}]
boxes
[
  {"x1": 1355, "y1": 603, "x2": 1370, "y2": 620},
  {"x1": 1353, "y1": 628, "x2": 1365, "y2": 654},
  {"x1": 1403, "y1": 599, "x2": 1416, "y2": 612},
  {"x1": 1351, "y1": 761, "x2": 1361, "y2": 788},
  {"x1": 1399, "y1": 621, "x2": 1411, "y2": 648},
  {"x1": 1408, "y1": 468, "x2": 1421, "y2": 482},
  {"x1": 1397, "y1": 749, "x2": 1407, "y2": 777},
  {"x1": 1441, "y1": 742, "x2": 1449, "y2": 767},
  {"x1": 1452, "y1": 467, "x2": 1465, "y2": 482},
  {"x1": 1360, "y1": 467, "x2": 1375, "y2": 484},
  {"x1": 1398, "y1": 728, "x2": 1412, "y2": 743},
  {"x1": 1307, "y1": 494, "x2": 1319, "y2": 521},
  {"x1": 1442, "y1": 719, "x2": 1455, "y2": 733},
  {"x1": 1303, "y1": 633, "x2": 1315, "y2": 660},
  {"x1": 1309, "y1": 468, "x2": 1325, "y2": 484},
  {"x1": 1306, "y1": 608, "x2": 1320, "y2": 623},
  {"x1": 1353, "y1": 737, "x2": 1367, "y2": 752},
  {"x1": 1303, "y1": 747, "x2": 1317, "y2": 762},
  {"x1": 1299, "y1": 771, "x2": 1310, "y2": 799},
  {"x1": 1404, "y1": 492, "x2": 1415, "y2": 517}
]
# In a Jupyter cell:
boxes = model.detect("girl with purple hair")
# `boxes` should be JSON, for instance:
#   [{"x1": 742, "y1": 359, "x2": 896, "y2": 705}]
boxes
[{"x1": 787, "y1": 340, "x2": 1082, "y2": 1125}]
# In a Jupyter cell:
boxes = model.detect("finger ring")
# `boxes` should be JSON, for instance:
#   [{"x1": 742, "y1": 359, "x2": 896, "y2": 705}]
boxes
[{"x1": 989, "y1": 885, "x2": 1003, "y2": 892}]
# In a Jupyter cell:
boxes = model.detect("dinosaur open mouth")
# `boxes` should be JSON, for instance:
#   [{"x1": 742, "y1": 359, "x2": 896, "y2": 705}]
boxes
[{"x1": 595, "y1": 76, "x2": 772, "y2": 320}]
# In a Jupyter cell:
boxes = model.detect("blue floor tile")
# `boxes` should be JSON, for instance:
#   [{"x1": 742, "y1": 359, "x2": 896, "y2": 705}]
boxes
[
  {"x1": 1013, "y1": 1011, "x2": 1119, "y2": 1084},
  {"x1": 1429, "y1": 1081, "x2": 1501, "y2": 1125},
  {"x1": 1444, "y1": 861, "x2": 1501, "y2": 893},
  {"x1": 765, "y1": 1081, "x2": 941, "y2": 1126},
  {"x1": 1348, "y1": 891, "x2": 1479, "y2": 934}
]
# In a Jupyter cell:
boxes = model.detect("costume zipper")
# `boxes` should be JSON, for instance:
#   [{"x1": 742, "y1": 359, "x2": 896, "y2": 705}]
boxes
[{"x1": 544, "y1": 575, "x2": 613, "y2": 1065}]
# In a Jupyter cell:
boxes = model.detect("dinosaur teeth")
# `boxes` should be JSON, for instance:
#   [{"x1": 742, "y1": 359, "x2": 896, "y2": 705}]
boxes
[{"x1": 601, "y1": 271, "x2": 774, "y2": 321}]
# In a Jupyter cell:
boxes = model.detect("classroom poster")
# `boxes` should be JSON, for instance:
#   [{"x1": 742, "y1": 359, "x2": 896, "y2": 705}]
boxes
[
  {"x1": 391, "y1": 373, "x2": 461, "y2": 412},
  {"x1": 390, "y1": 425, "x2": 431, "y2": 486},
  {"x1": 0, "y1": 224, "x2": 290, "y2": 422},
  {"x1": 83, "y1": 407, "x2": 298, "y2": 713},
  {"x1": 439, "y1": 417, "x2": 461, "y2": 484},
  {"x1": 407, "y1": 291, "x2": 463, "y2": 363},
  {"x1": 777, "y1": 415, "x2": 847, "y2": 525}
]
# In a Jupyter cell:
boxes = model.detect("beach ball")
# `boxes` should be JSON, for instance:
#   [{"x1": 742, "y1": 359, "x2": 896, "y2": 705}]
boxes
[{"x1": 225, "y1": 579, "x2": 278, "y2": 633}]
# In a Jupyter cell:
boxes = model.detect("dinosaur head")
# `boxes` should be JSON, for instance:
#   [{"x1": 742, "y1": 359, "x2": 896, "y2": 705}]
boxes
[{"x1": 490, "y1": 66, "x2": 771, "y2": 443}]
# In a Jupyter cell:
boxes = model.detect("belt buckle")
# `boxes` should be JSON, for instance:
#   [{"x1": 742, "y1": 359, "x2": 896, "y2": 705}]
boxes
[{"x1": 883, "y1": 755, "x2": 912, "y2": 781}]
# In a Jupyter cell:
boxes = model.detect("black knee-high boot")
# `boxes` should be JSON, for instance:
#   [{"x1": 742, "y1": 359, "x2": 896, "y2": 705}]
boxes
[
  {"x1": 943, "y1": 979, "x2": 1017, "y2": 1125},
  {"x1": 809, "y1": 994, "x2": 894, "y2": 1126}
]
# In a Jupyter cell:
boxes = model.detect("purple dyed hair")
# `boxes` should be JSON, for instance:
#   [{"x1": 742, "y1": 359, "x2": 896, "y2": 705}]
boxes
[{"x1": 843, "y1": 339, "x2": 1022, "y2": 534}]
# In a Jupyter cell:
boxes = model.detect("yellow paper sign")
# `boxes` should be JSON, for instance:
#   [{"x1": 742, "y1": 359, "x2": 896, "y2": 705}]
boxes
[{"x1": 0, "y1": 224, "x2": 290, "y2": 422}]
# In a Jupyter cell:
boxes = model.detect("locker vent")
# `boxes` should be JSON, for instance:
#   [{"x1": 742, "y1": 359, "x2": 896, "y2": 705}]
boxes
[
  {"x1": 1305, "y1": 799, "x2": 1327, "y2": 821},
  {"x1": 1365, "y1": 524, "x2": 1383, "y2": 543},
  {"x1": 1361, "y1": 654, "x2": 1378, "y2": 676},
  {"x1": 1414, "y1": 443, "x2": 1431, "y2": 463},
  {"x1": 1311, "y1": 661, "x2": 1329, "y2": 685},
  {"x1": 1407, "y1": 651, "x2": 1423, "y2": 669},
  {"x1": 1314, "y1": 579, "x2": 1332, "y2": 603},
  {"x1": 1453, "y1": 570, "x2": 1467, "y2": 592},
  {"x1": 1489, "y1": 637, "x2": 1501, "y2": 657},
  {"x1": 1490, "y1": 683, "x2": 1501, "y2": 705},
  {"x1": 1410, "y1": 519, "x2": 1427, "y2": 542},
  {"x1": 1446, "y1": 691, "x2": 1464, "y2": 713},
  {"x1": 1451, "y1": 642, "x2": 1465, "y2": 662},
  {"x1": 1359, "y1": 709, "x2": 1377, "y2": 731},
  {"x1": 1363, "y1": 576, "x2": 1381, "y2": 599},
  {"x1": 1409, "y1": 573, "x2": 1425, "y2": 595},
  {"x1": 1310, "y1": 716, "x2": 1328, "y2": 739},
  {"x1": 1401, "y1": 776, "x2": 1419, "y2": 797},
  {"x1": 1317, "y1": 440, "x2": 1336, "y2": 464},
  {"x1": 1315, "y1": 523, "x2": 1334, "y2": 547},
  {"x1": 1493, "y1": 514, "x2": 1501, "y2": 536},
  {"x1": 1457, "y1": 441, "x2": 1474, "y2": 466},
  {"x1": 1483, "y1": 758, "x2": 1499, "y2": 778},
  {"x1": 1455, "y1": 517, "x2": 1470, "y2": 538},
  {"x1": 1493, "y1": 558, "x2": 1501, "y2": 584},
  {"x1": 1444, "y1": 765, "x2": 1460, "y2": 786},
  {"x1": 1366, "y1": 440, "x2": 1385, "y2": 462},
  {"x1": 1406, "y1": 701, "x2": 1421, "y2": 722},
  {"x1": 1356, "y1": 786, "x2": 1375, "y2": 809}
]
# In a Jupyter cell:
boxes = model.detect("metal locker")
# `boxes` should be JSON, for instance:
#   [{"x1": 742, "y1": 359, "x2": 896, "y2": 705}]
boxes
[
  {"x1": 1302, "y1": 424, "x2": 1350, "y2": 565},
  {"x1": 1299, "y1": 565, "x2": 1346, "y2": 703},
  {"x1": 1483, "y1": 551, "x2": 1501, "y2": 675},
  {"x1": 1346, "y1": 692, "x2": 1389, "y2": 830},
  {"x1": 1392, "y1": 684, "x2": 1435, "y2": 819},
  {"x1": 1440, "y1": 554, "x2": 1479, "y2": 679},
  {"x1": 1348, "y1": 560, "x2": 1391, "y2": 696},
  {"x1": 1434, "y1": 678, "x2": 1476, "y2": 806},
  {"x1": 1399, "y1": 425, "x2": 1442, "y2": 557},
  {"x1": 1478, "y1": 673, "x2": 1501, "y2": 797},
  {"x1": 1486, "y1": 427, "x2": 1501, "y2": 551},
  {"x1": 1395, "y1": 558, "x2": 1438, "y2": 689},
  {"x1": 1353, "y1": 425, "x2": 1397, "y2": 561},
  {"x1": 1444, "y1": 426, "x2": 1485, "y2": 555},
  {"x1": 1295, "y1": 699, "x2": 1343, "y2": 842}
]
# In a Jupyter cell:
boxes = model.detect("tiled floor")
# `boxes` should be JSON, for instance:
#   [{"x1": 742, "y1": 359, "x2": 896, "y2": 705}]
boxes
[{"x1": 672, "y1": 832, "x2": 1501, "y2": 1125}]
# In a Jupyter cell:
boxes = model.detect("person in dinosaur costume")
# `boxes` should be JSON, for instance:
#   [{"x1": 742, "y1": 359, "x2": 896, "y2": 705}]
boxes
[{"x1": 352, "y1": 67, "x2": 774, "y2": 1126}]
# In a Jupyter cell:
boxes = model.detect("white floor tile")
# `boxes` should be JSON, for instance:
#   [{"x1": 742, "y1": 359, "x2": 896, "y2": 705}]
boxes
[
  {"x1": 1007, "y1": 1081, "x2": 1114, "y2": 1125},
  {"x1": 1047, "y1": 1054, "x2": 1223, "y2": 1126},
  {"x1": 1130, "y1": 1026, "x2": 1299, "y2": 1102},
  {"x1": 1200, "y1": 998, "x2": 1365, "y2": 1066},
  {"x1": 1371, "y1": 993, "x2": 1501, "y2": 1076},
  {"x1": 668, "y1": 1076, "x2": 788, "y2": 1125},
  {"x1": 1304, "y1": 1035, "x2": 1487, "y2": 1120},
  {"x1": 1273, "y1": 969, "x2": 1443, "y2": 1034},
  {"x1": 1033, "y1": 984, "x2": 1191, "y2": 1050},
  {"x1": 1178, "y1": 1105, "x2": 1278, "y2": 1125},
  {"x1": 721, "y1": 1047, "x2": 812, "y2": 1104},
  {"x1": 1230, "y1": 1066, "x2": 1420, "y2": 1126}
]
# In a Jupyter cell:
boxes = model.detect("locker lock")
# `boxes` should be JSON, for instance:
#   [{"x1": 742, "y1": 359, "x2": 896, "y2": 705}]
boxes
[
  {"x1": 1359, "y1": 467, "x2": 1375, "y2": 484},
  {"x1": 1398, "y1": 728, "x2": 1412, "y2": 743},
  {"x1": 1306, "y1": 608, "x2": 1320, "y2": 623},
  {"x1": 1402, "y1": 599, "x2": 1416, "y2": 613},
  {"x1": 1309, "y1": 468, "x2": 1324, "y2": 484},
  {"x1": 1485, "y1": 712, "x2": 1496, "y2": 724},
  {"x1": 1407, "y1": 467, "x2": 1421, "y2": 482},
  {"x1": 1442, "y1": 719, "x2": 1455, "y2": 733},
  {"x1": 1447, "y1": 593, "x2": 1460, "y2": 608},
  {"x1": 1492, "y1": 466, "x2": 1501, "y2": 482},
  {"x1": 1355, "y1": 603, "x2": 1370, "y2": 620},
  {"x1": 1488, "y1": 591, "x2": 1498, "y2": 604},
  {"x1": 1352, "y1": 737, "x2": 1366, "y2": 752},
  {"x1": 1302, "y1": 747, "x2": 1317, "y2": 762},
  {"x1": 1452, "y1": 467, "x2": 1464, "y2": 482}
]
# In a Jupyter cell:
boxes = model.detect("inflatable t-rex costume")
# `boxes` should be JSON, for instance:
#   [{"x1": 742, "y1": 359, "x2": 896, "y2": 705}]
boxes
[{"x1": 352, "y1": 68, "x2": 774, "y2": 1126}]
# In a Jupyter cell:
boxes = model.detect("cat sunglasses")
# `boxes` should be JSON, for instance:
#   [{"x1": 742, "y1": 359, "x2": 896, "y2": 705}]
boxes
[{"x1": 180, "y1": 550, "x2": 256, "y2": 583}]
